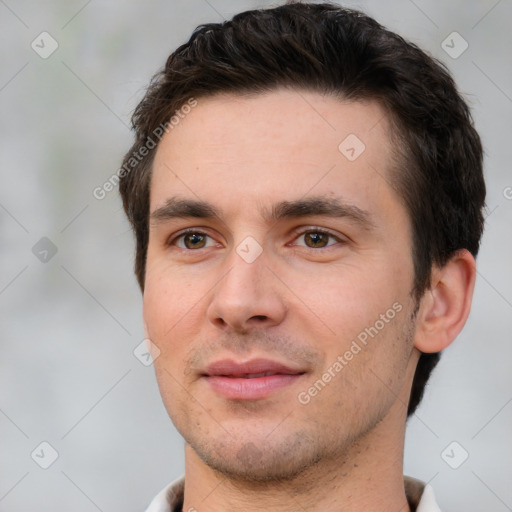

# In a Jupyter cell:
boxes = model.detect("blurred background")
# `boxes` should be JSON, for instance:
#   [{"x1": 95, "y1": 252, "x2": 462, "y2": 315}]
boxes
[{"x1": 1, "y1": 0, "x2": 511, "y2": 510}]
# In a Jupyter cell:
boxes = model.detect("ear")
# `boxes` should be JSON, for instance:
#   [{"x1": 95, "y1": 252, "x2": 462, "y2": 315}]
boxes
[{"x1": 414, "y1": 249, "x2": 477, "y2": 353}]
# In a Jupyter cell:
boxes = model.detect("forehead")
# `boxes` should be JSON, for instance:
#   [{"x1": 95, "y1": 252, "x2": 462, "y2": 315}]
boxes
[{"x1": 150, "y1": 89, "x2": 399, "y2": 225}]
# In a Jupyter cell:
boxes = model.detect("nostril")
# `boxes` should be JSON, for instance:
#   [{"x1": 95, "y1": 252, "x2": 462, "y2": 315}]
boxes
[{"x1": 251, "y1": 315, "x2": 267, "y2": 321}]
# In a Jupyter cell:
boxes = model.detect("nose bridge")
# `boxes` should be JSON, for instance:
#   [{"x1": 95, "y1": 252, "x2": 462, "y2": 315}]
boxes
[
  {"x1": 206, "y1": 236, "x2": 287, "y2": 331},
  {"x1": 219, "y1": 237, "x2": 268, "y2": 303}
]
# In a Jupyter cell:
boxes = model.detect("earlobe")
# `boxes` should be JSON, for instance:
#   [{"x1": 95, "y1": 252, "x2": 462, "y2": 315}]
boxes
[{"x1": 414, "y1": 249, "x2": 477, "y2": 354}]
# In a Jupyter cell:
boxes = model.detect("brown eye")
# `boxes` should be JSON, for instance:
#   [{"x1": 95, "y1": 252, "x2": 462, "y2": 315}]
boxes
[
  {"x1": 294, "y1": 229, "x2": 340, "y2": 249},
  {"x1": 183, "y1": 233, "x2": 206, "y2": 249},
  {"x1": 304, "y1": 231, "x2": 330, "y2": 248},
  {"x1": 171, "y1": 231, "x2": 214, "y2": 250}
]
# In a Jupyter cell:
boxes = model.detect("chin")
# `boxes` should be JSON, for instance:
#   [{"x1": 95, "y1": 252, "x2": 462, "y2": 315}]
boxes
[{"x1": 188, "y1": 431, "x2": 325, "y2": 484}]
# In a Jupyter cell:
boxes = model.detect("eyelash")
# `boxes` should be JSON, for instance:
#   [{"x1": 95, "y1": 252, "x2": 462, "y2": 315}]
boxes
[{"x1": 167, "y1": 227, "x2": 344, "y2": 251}]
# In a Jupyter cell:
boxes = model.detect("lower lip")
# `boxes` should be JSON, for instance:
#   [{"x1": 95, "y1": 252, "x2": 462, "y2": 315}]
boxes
[{"x1": 204, "y1": 374, "x2": 304, "y2": 400}]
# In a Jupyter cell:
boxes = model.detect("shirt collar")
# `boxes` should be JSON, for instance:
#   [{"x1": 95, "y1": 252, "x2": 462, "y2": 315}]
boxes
[{"x1": 145, "y1": 475, "x2": 441, "y2": 512}]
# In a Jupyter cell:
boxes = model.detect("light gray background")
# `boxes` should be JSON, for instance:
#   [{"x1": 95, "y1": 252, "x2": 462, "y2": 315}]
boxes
[{"x1": 1, "y1": 0, "x2": 511, "y2": 510}]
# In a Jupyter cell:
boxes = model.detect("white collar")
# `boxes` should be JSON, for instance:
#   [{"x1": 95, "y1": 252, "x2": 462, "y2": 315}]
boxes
[{"x1": 144, "y1": 475, "x2": 442, "y2": 512}]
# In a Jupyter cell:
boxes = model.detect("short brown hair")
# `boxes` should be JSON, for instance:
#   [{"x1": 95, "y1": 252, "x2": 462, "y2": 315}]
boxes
[{"x1": 119, "y1": 1, "x2": 486, "y2": 416}]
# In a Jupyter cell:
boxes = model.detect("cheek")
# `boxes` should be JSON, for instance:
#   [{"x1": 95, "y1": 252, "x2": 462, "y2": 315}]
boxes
[
  {"x1": 142, "y1": 267, "x2": 204, "y2": 360},
  {"x1": 283, "y1": 257, "x2": 405, "y2": 338},
  {"x1": 143, "y1": 276, "x2": 202, "y2": 412},
  {"x1": 144, "y1": 249, "x2": 207, "y2": 317}
]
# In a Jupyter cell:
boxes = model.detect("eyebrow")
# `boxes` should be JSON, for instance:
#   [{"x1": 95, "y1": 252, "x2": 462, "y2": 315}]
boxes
[{"x1": 150, "y1": 195, "x2": 376, "y2": 231}]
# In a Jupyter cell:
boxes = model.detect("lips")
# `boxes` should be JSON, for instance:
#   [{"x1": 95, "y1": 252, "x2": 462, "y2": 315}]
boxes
[
  {"x1": 202, "y1": 358, "x2": 306, "y2": 400},
  {"x1": 235, "y1": 372, "x2": 283, "y2": 378},
  {"x1": 204, "y1": 359, "x2": 303, "y2": 377}
]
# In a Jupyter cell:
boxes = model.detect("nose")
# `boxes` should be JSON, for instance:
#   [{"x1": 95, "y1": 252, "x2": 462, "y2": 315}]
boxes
[{"x1": 206, "y1": 244, "x2": 287, "y2": 333}]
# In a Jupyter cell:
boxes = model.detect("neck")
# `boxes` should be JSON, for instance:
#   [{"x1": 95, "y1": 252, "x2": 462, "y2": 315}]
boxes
[{"x1": 182, "y1": 399, "x2": 412, "y2": 512}]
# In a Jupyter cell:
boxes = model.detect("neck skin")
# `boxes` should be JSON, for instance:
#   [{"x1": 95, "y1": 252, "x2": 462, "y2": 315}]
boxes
[{"x1": 181, "y1": 362, "x2": 416, "y2": 512}]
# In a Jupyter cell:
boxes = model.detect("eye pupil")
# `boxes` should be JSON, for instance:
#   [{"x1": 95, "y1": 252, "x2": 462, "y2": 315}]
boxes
[
  {"x1": 184, "y1": 233, "x2": 206, "y2": 249},
  {"x1": 305, "y1": 232, "x2": 328, "y2": 248}
]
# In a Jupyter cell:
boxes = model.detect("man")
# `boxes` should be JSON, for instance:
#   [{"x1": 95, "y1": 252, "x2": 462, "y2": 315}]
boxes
[{"x1": 119, "y1": 2, "x2": 486, "y2": 511}]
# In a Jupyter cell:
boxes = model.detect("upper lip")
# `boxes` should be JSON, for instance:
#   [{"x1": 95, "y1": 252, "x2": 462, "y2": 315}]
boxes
[{"x1": 203, "y1": 358, "x2": 305, "y2": 377}]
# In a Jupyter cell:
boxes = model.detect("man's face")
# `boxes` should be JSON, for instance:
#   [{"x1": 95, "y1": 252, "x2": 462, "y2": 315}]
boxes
[{"x1": 144, "y1": 89, "x2": 419, "y2": 481}]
